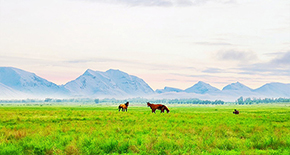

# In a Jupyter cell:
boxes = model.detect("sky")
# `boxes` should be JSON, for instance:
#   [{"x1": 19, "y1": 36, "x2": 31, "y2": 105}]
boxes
[{"x1": 0, "y1": 0, "x2": 289, "y2": 90}]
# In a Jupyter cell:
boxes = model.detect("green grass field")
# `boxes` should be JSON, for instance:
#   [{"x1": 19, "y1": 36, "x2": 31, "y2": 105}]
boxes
[{"x1": 0, "y1": 104, "x2": 290, "y2": 154}]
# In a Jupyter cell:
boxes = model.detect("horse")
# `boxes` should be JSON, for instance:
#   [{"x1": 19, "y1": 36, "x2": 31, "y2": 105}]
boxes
[
  {"x1": 147, "y1": 102, "x2": 170, "y2": 113},
  {"x1": 233, "y1": 109, "x2": 239, "y2": 114},
  {"x1": 118, "y1": 102, "x2": 129, "y2": 112}
]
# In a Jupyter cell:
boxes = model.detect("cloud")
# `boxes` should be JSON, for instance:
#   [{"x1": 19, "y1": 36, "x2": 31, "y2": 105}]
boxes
[
  {"x1": 92, "y1": 0, "x2": 173, "y2": 7},
  {"x1": 216, "y1": 50, "x2": 258, "y2": 62},
  {"x1": 176, "y1": 0, "x2": 194, "y2": 6},
  {"x1": 202, "y1": 68, "x2": 223, "y2": 73},
  {"x1": 271, "y1": 51, "x2": 290, "y2": 66},
  {"x1": 171, "y1": 73, "x2": 216, "y2": 78},
  {"x1": 87, "y1": 0, "x2": 236, "y2": 7},
  {"x1": 207, "y1": 51, "x2": 290, "y2": 77},
  {"x1": 65, "y1": 57, "x2": 196, "y2": 71},
  {"x1": 238, "y1": 51, "x2": 290, "y2": 76},
  {"x1": 194, "y1": 42, "x2": 233, "y2": 46},
  {"x1": 164, "y1": 78, "x2": 180, "y2": 82},
  {"x1": 66, "y1": 58, "x2": 128, "y2": 64},
  {"x1": 238, "y1": 65, "x2": 290, "y2": 76}
]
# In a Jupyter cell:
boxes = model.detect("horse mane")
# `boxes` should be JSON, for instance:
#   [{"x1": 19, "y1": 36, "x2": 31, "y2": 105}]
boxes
[{"x1": 125, "y1": 102, "x2": 129, "y2": 107}]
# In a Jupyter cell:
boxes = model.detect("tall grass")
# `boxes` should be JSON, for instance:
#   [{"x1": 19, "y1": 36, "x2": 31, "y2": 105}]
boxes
[{"x1": 0, "y1": 105, "x2": 289, "y2": 154}]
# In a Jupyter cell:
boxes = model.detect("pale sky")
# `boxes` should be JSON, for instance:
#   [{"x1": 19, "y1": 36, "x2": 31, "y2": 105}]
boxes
[{"x1": 0, "y1": 0, "x2": 289, "y2": 90}]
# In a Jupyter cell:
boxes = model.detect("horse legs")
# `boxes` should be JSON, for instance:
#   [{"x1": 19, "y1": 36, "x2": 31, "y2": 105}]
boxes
[
  {"x1": 152, "y1": 109, "x2": 156, "y2": 113},
  {"x1": 125, "y1": 108, "x2": 127, "y2": 112},
  {"x1": 119, "y1": 107, "x2": 124, "y2": 112}
]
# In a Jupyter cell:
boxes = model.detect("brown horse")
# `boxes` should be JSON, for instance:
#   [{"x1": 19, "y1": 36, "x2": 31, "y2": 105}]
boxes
[
  {"x1": 147, "y1": 102, "x2": 170, "y2": 113},
  {"x1": 118, "y1": 102, "x2": 129, "y2": 112},
  {"x1": 233, "y1": 109, "x2": 239, "y2": 114}
]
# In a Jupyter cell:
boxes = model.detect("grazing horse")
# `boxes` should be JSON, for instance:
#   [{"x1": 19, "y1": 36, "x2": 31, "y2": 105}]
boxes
[
  {"x1": 233, "y1": 109, "x2": 239, "y2": 114},
  {"x1": 118, "y1": 102, "x2": 129, "y2": 112},
  {"x1": 147, "y1": 102, "x2": 170, "y2": 113}
]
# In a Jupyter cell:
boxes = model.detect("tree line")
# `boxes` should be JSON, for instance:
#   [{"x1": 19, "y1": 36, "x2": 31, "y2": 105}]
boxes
[
  {"x1": 236, "y1": 97, "x2": 290, "y2": 105},
  {"x1": 0, "y1": 97, "x2": 289, "y2": 105}
]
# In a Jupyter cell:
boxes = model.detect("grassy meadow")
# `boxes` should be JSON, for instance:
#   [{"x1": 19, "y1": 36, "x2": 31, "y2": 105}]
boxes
[{"x1": 0, "y1": 104, "x2": 290, "y2": 154}]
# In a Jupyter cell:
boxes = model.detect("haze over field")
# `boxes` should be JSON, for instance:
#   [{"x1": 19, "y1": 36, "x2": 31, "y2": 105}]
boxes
[{"x1": 0, "y1": 0, "x2": 289, "y2": 92}]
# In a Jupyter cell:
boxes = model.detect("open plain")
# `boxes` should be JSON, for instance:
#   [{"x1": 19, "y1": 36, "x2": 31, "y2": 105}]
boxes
[{"x1": 0, "y1": 104, "x2": 289, "y2": 154}]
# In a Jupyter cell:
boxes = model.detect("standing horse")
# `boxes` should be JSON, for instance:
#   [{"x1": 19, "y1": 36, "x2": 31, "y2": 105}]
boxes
[
  {"x1": 147, "y1": 102, "x2": 170, "y2": 113},
  {"x1": 118, "y1": 102, "x2": 129, "y2": 112}
]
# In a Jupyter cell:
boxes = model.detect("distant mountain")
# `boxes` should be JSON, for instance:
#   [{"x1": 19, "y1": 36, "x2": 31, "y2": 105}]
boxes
[
  {"x1": 1, "y1": 67, "x2": 290, "y2": 100},
  {"x1": 156, "y1": 86, "x2": 183, "y2": 93},
  {"x1": 185, "y1": 81, "x2": 220, "y2": 94},
  {"x1": 222, "y1": 82, "x2": 253, "y2": 91},
  {"x1": 64, "y1": 69, "x2": 154, "y2": 97},
  {"x1": 0, "y1": 67, "x2": 69, "y2": 98},
  {"x1": 0, "y1": 82, "x2": 25, "y2": 98},
  {"x1": 221, "y1": 82, "x2": 256, "y2": 98},
  {"x1": 254, "y1": 82, "x2": 290, "y2": 97}
]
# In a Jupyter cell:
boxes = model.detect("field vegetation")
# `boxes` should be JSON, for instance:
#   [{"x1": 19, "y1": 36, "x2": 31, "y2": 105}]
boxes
[{"x1": 0, "y1": 103, "x2": 290, "y2": 154}]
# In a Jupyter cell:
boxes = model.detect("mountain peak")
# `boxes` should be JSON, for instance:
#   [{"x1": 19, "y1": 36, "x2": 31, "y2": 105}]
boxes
[
  {"x1": 185, "y1": 81, "x2": 220, "y2": 94},
  {"x1": 0, "y1": 67, "x2": 30, "y2": 75},
  {"x1": 105, "y1": 69, "x2": 129, "y2": 80},
  {"x1": 65, "y1": 68, "x2": 154, "y2": 97},
  {"x1": 222, "y1": 82, "x2": 252, "y2": 91},
  {"x1": 235, "y1": 81, "x2": 242, "y2": 85},
  {"x1": 156, "y1": 86, "x2": 183, "y2": 93},
  {"x1": 196, "y1": 81, "x2": 208, "y2": 85},
  {"x1": 84, "y1": 69, "x2": 95, "y2": 75},
  {"x1": 254, "y1": 82, "x2": 290, "y2": 97},
  {"x1": 0, "y1": 67, "x2": 69, "y2": 97},
  {"x1": 106, "y1": 69, "x2": 121, "y2": 73},
  {"x1": 85, "y1": 69, "x2": 94, "y2": 72}
]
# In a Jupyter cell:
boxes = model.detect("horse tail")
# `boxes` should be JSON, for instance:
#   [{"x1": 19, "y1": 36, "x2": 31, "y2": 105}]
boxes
[
  {"x1": 163, "y1": 105, "x2": 170, "y2": 113},
  {"x1": 119, "y1": 104, "x2": 125, "y2": 109}
]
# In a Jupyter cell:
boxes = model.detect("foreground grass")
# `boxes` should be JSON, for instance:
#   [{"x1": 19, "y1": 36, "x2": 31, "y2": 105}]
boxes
[{"x1": 0, "y1": 104, "x2": 290, "y2": 154}]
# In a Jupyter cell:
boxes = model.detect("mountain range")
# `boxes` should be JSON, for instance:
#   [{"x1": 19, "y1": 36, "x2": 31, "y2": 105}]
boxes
[
  {"x1": 0, "y1": 67, "x2": 289, "y2": 101},
  {"x1": 64, "y1": 69, "x2": 154, "y2": 98},
  {"x1": 155, "y1": 81, "x2": 290, "y2": 101},
  {"x1": 0, "y1": 67, "x2": 154, "y2": 99}
]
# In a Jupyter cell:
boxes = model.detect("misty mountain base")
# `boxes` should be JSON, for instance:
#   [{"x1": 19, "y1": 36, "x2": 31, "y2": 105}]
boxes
[{"x1": 0, "y1": 105, "x2": 289, "y2": 154}]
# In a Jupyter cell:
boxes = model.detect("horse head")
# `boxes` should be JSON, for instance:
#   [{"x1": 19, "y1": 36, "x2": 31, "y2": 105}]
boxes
[
  {"x1": 125, "y1": 102, "x2": 129, "y2": 106},
  {"x1": 164, "y1": 106, "x2": 170, "y2": 113},
  {"x1": 147, "y1": 102, "x2": 151, "y2": 107}
]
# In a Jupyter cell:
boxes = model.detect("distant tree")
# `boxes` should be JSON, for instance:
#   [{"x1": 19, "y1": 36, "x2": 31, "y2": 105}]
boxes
[
  {"x1": 94, "y1": 99, "x2": 99, "y2": 104},
  {"x1": 244, "y1": 98, "x2": 252, "y2": 105},
  {"x1": 237, "y1": 97, "x2": 244, "y2": 105},
  {"x1": 44, "y1": 98, "x2": 52, "y2": 102}
]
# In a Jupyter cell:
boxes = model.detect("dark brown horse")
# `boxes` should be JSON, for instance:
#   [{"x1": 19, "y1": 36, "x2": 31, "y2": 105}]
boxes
[
  {"x1": 147, "y1": 102, "x2": 170, "y2": 113},
  {"x1": 233, "y1": 109, "x2": 239, "y2": 114},
  {"x1": 118, "y1": 102, "x2": 129, "y2": 112}
]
